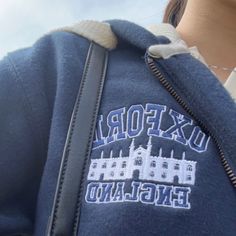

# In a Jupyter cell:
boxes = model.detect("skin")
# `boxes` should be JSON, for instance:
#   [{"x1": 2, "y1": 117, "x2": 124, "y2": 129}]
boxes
[{"x1": 176, "y1": 0, "x2": 236, "y2": 83}]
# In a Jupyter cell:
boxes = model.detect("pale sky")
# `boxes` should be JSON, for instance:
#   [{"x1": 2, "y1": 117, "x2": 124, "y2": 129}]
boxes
[{"x1": 0, "y1": 0, "x2": 168, "y2": 58}]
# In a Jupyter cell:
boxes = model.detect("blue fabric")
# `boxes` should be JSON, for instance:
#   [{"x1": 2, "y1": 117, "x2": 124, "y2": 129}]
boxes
[
  {"x1": 154, "y1": 53, "x2": 236, "y2": 174},
  {"x1": 0, "y1": 19, "x2": 235, "y2": 236}
]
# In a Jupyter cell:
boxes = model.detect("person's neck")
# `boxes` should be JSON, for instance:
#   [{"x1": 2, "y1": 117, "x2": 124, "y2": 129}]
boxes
[{"x1": 176, "y1": 0, "x2": 236, "y2": 83}]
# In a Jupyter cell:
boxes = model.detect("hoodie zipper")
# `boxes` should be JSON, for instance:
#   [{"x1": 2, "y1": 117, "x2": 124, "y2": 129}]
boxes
[{"x1": 146, "y1": 55, "x2": 236, "y2": 188}]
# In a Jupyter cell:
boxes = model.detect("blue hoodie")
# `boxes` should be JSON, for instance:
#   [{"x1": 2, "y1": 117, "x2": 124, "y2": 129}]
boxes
[{"x1": 0, "y1": 19, "x2": 236, "y2": 236}]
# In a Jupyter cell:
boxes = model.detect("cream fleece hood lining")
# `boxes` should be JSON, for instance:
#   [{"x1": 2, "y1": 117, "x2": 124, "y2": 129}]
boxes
[
  {"x1": 49, "y1": 20, "x2": 185, "y2": 49},
  {"x1": 49, "y1": 20, "x2": 118, "y2": 50}
]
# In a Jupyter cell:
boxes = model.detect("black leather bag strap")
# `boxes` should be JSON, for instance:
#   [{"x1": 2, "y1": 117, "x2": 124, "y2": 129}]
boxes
[{"x1": 46, "y1": 42, "x2": 109, "y2": 236}]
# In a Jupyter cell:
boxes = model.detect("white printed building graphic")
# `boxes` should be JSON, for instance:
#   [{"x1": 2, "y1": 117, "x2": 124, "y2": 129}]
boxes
[{"x1": 87, "y1": 137, "x2": 197, "y2": 185}]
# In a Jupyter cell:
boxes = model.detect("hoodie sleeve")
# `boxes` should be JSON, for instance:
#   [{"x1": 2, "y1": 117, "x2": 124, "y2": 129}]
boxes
[
  {"x1": 0, "y1": 29, "x2": 90, "y2": 235},
  {"x1": 0, "y1": 37, "x2": 54, "y2": 234}
]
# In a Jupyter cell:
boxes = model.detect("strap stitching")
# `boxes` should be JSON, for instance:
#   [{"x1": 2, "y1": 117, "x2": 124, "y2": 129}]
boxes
[
  {"x1": 72, "y1": 47, "x2": 108, "y2": 235},
  {"x1": 49, "y1": 42, "x2": 94, "y2": 235}
]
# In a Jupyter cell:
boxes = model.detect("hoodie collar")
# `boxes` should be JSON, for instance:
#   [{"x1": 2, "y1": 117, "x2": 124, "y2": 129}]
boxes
[{"x1": 147, "y1": 22, "x2": 236, "y2": 101}]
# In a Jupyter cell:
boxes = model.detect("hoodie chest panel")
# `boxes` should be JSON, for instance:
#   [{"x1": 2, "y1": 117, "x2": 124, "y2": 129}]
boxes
[{"x1": 77, "y1": 48, "x2": 236, "y2": 236}]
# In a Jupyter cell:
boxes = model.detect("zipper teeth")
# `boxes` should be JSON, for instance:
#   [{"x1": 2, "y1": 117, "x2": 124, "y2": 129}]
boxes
[{"x1": 147, "y1": 56, "x2": 236, "y2": 188}]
